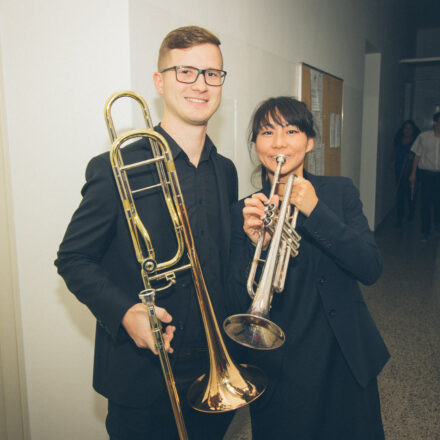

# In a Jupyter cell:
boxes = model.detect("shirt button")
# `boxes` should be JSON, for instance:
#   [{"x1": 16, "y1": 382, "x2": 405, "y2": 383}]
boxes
[
  {"x1": 199, "y1": 199, "x2": 203, "y2": 205},
  {"x1": 177, "y1": 321, "x2": 184, "y2": 330},
  {"x1": 329, "y1": 309, "x2": 337, "y2": 317},
  {"x1": 318, "y1": 277, "x2": 326, "y2": 285}
]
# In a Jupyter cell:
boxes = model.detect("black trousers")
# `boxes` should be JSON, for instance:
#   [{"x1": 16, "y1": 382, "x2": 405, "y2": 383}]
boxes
[
  {"x1": 419, "y1": 170, "x2": 440, "y2": 235},
  {"x1": 106, "y1": 353, "x2": 234, "y2": 440},
  {"x1": 395, "y1": 168, "x2": 416, "y2": 223}
]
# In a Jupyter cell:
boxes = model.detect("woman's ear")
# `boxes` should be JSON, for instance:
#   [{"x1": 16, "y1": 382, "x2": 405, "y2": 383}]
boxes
[{"x1": 306, "y1": 137, "x2": 314, "y2": 153}]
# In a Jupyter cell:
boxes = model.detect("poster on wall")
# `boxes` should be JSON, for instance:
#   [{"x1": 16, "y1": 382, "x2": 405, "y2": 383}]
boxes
[
  {"x1": 330, "y1": 113, "x2": 341, "y2": 148},
  {"x1": 310, "y1": 69, "x2": 324, "y2": 175}
]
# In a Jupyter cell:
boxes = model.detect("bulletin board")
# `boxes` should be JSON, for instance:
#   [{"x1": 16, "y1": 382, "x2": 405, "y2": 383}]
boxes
[{"x1": 299, "y1": 63, "x2": 343, "y2": 176}]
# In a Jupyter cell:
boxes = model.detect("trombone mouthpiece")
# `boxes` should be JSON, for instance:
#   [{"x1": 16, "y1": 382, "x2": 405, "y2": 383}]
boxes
[{"x1": 275, "y1": 154, "x2": 286, "y2": 164}]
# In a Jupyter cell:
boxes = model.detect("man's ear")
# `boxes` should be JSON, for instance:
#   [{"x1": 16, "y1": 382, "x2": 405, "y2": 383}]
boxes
[
  {"x1": 306, "y1": 137, "x2": 314, "y2": 153},
  {"x1": 153, "y1": 72, "x2": 164, "y2": 95}
]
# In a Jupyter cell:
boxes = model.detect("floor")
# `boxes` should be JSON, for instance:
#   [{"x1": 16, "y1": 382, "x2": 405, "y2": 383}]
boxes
[{"x1": 224, "y1": 212, "x2": 440, "y2": 439}]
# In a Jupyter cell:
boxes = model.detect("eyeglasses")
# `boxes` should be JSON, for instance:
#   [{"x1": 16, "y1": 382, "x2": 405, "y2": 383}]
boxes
[{"x1": 160, "y1": 65, "x2": 227, "y2": 86}]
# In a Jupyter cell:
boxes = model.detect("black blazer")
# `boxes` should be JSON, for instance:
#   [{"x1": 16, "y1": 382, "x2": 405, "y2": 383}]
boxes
[
  {"x1": 228, "y1": 172, "x2": 389, "y2": 389},
  {"x1": 55, "y1": 134, "x2": 238, "y2": 407}
]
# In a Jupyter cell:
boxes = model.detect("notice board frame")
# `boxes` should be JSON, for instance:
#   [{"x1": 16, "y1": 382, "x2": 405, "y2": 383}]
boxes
[{"x1": 297, "y1": 63, "x2": 343, "y2": 176}]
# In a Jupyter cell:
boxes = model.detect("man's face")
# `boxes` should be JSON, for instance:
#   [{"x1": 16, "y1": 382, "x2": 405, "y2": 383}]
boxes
[{"x1": 154, "y1": 43, "x2": 223, "y2": 127}]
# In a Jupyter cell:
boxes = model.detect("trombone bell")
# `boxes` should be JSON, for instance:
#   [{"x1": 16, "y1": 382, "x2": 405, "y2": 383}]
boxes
[{"x1": 188, "y1": 362, "x2": 267, "y2": 412}]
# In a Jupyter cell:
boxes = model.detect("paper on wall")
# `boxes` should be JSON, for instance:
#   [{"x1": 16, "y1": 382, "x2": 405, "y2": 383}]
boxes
[
  {"x1": 310, "y1": 69, "x2": 323, "y2": 112},
  {"x1": 330, "y1": 113, "x2": 341, "y2": 148}
]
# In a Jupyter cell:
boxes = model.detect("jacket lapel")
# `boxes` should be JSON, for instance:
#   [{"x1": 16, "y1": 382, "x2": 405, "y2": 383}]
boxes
[
  {"x1": 301, "y1": 171, "x2": 327, "y2": 267},
  {"x1": 211, "y1": 152, "x2": 230, "y2": 270}
]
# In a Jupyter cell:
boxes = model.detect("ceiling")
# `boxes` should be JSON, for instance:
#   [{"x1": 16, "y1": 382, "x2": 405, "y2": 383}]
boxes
[{"x1": 409, "y1": 0, "x2": 440, "y2": 31}]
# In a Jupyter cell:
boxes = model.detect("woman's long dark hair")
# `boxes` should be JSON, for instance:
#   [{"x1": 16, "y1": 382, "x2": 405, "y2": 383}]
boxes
[
  {"x1": 393, "y1": 120, "x2": 420, "y2": 146},
  {"x1": 249, "y1": 97, "x2": 316, "y2": 186}
]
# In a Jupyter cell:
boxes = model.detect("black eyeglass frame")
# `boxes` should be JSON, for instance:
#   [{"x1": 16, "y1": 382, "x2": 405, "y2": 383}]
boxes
[{"x1": 159, "y1": 65, "x2": 227, "y2": 86}]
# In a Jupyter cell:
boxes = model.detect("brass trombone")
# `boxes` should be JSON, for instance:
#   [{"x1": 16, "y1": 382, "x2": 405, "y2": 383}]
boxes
[
  {"x1": 223, "y1": 154, "x2": 301, "y2": 350},
  {"x1": 105, "y1": 91, "x2": 267, "y2": 440}
]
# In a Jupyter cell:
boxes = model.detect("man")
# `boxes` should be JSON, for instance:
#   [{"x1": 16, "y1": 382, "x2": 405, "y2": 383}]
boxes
[
  {"x1": 55, "y1": 26, "x2": 238, "y2": 439},
  {"x1": 409, "y1": 112, "x2": 440, "y2": 241}
]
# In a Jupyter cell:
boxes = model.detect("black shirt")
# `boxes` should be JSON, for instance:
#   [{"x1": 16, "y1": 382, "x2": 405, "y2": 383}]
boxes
[{"x1": 156, "y1": 126, "x2": 222, "y2": 350}]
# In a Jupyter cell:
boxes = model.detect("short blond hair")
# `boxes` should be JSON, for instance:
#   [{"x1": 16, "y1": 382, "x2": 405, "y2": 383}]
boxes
[{"x1": 158, "y1": 26, "x2": 221, "y2": 70}]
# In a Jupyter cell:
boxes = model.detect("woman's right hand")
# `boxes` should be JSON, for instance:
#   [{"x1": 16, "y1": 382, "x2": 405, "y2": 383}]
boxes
[{"x1": 243, "y1": 193, "x2": 278, "y2": 247}]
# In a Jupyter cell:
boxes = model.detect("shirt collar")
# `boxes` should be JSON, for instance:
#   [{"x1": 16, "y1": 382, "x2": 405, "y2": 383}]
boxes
[{"x1": 154, "y1": 124, "x2": 215, "y2": 162}]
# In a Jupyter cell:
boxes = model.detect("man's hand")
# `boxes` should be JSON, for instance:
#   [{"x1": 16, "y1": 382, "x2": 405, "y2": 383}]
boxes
[
  {"x1": 243, "y1": 193, "x2": 279, "y2": 247},
  {"x1": 122, "y1": 303, "x2": 175, "y2": 354}
]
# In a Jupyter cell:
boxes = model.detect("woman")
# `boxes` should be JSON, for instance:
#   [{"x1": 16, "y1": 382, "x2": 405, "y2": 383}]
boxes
[
  {"x1": 227, "y1": 97, "x2": 389, "y2": 439},
  {"x1": 392, "y1": 120, "x2": 420, "y2": 227}
]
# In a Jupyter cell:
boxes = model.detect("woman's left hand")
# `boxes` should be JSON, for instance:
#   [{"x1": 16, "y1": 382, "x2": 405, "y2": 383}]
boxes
[{"x1": 289, "y1": 176, "x2": 318, "y2": 217}]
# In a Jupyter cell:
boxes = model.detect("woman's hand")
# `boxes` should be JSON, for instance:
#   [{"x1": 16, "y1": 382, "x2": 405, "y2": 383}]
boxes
[
  {"x1": 243, "y1": 193, "x2": 279, "y2": 247},
  {"x1": 289, "y1": 176, "x2": 318, "y2": 217}
]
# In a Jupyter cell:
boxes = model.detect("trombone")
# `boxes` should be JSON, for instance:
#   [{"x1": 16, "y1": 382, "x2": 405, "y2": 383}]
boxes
[
  {"x1": 105, "y1": 91, "x2": 267, "y2": 440},
  {"x1": 223, "y1": 154, "x2": 301, "y2": 350}
]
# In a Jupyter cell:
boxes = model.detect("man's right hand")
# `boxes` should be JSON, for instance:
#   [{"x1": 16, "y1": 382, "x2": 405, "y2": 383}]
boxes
[{"x1": 121, "y1": 303, "x2": 175, "y2": 354}]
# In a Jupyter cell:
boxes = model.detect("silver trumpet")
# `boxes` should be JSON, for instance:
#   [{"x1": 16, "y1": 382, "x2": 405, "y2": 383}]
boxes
[{"x1": 224, "y1": 154, "x2": 301, "y2": 350}]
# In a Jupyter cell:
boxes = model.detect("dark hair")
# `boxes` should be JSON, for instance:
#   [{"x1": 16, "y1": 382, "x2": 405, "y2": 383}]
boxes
[
  {"x1": 249, "y1": 96, "x2": 316, "y2": 187},
  {"x1": 158, "y1": 26, "x2": 221, "y2": 69},
  {"x1": 249, "y1": 96, "x2": 316, "y2": 143},
  {"x1": 394, "y1": 119, "x2": 420, "y2": 145},
  {"x1": 434, "y1": 112, "x2": 440, "y2": 123}
]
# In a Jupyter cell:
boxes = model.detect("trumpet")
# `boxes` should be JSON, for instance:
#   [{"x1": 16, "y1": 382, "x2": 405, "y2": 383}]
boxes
[
  {"x1": 105, "y1": 91, "x2": 267, "y2": 440},
  {"x1": 224, "y1": 154, "x2": 301, "y2": 350}
]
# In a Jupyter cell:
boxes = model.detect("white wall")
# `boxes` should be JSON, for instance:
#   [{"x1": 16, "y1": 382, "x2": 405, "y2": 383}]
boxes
[
  {"x1": 0, "y1": 1, "x2": 131, "y2": 438},
  {"x1": 0, "y1": 0, "x2": 410, "y2": 438},
  {"x1": 360, "y1": 53, "x2": 381, "y2": 229},
  {"x1": 0, "y1": 48, "x2": 28, "y2": 439}
]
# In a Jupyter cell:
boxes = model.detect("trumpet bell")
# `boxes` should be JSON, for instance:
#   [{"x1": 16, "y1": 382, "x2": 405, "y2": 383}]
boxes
[
  {"x1": 223, "y1": 313, "x2": 285, "y2": 350},
  {"x1": 188, "y1": 363, "x2": 267, "y2": 412}
]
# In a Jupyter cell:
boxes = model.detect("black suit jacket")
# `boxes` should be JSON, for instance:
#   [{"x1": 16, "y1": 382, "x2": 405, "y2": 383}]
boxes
[
  {"x1": 228, "y1": 172, "x2": 389, "y2": 389},
  {"x1": 55, "y1": 131, "x2": 238, "y2": 407}
]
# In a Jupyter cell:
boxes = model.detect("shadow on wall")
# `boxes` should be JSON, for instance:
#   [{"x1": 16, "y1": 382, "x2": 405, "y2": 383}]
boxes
[{"x1": 55, "y1": 278, "x2": 108, "y2": 424}]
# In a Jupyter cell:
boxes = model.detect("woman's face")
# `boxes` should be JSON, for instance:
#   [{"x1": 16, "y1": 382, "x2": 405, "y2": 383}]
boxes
[
  {"x1": 254, "y1": 114, "x2": 314, "y2": 181},
  {"x1": 403, "y1": 123, "x2": 414, "y2": 137}
]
